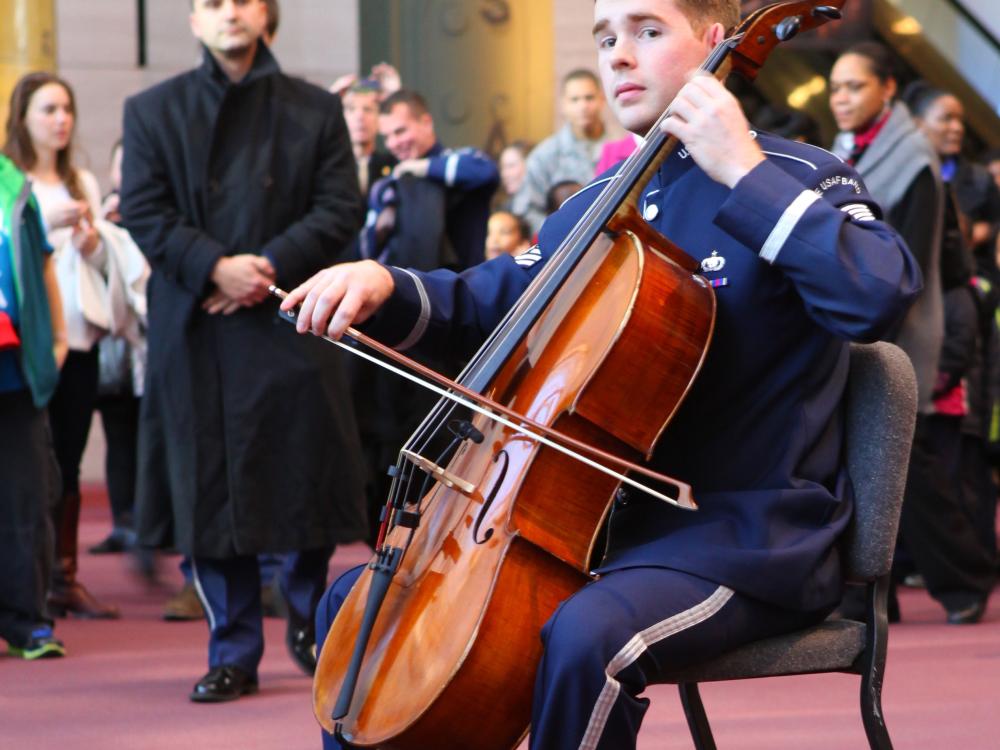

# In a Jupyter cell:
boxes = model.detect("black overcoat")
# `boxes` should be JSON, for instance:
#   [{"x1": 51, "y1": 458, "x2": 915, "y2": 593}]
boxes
[{"x1": 120, "y1": 45, "x2": 367, "y2": 557}]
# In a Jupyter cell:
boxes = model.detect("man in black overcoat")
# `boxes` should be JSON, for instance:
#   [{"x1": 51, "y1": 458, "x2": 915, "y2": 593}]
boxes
[{"x1": 120, "y1": 0, "x2": 366, "y2": 701}]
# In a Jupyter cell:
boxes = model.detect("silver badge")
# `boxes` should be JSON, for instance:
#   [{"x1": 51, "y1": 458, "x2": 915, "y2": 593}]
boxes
[{"x1": 700, "y1": 251, "x2": 725, "y2": 273}]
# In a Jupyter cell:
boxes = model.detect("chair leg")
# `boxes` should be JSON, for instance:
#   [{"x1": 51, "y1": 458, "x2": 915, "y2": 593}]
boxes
[
  {"x1": 678, "y1": 683, "x2": 717, "y2": 750},
  {"x1": 859, "y1": 576, "x2": 893, "y2": 750}
]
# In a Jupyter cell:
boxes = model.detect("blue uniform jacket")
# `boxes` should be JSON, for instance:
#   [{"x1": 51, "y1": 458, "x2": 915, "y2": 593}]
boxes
[
  {"x1": 363, "y1": 133, "x2": 921, "y2": 611},
  {"x1": 362, "y1": 142, "x2": 498, "y2": 270}
]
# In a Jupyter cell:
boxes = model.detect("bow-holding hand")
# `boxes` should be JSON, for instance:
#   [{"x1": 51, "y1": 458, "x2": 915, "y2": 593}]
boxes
[
  {"x1": 660, "y1": 73, "x2": 765, "y2": 189},
  {"x1": 280, "y1": 260, "x2": 395, "y2": 340}
]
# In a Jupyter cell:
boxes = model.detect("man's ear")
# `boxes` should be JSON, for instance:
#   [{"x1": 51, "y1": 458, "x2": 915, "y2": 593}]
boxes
[{"x1": 704, "y1": 22, "x2": 726, "y2": 49}]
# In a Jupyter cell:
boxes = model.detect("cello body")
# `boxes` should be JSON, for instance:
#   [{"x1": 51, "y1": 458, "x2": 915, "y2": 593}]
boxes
[{"x1": 315, "y1": 225, "x2": 715, "y2": 748}]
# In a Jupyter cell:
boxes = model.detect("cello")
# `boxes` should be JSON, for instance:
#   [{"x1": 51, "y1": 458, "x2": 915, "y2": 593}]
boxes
[{"x1": 295, "y1": 2, "x2": 846, "y2": 747}]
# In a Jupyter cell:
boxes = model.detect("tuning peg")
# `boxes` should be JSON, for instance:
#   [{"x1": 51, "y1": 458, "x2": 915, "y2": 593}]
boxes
[
  {"x1": 814, "y1": 6, "x2": 843, "y2": 20},
  {"x1": 775, "y1": 15, "x2": 802, "y2": 41}
]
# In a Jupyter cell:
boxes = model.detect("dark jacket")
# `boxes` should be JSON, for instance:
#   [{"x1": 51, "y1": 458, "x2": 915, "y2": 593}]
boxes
[{"x1": 120, "y1": 44, "x2": 367, "y2": 556}]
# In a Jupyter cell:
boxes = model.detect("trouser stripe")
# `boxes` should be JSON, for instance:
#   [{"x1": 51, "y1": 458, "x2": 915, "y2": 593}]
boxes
[
  {"x1": 190, "y1": 559, "x2": 217, "y2": 632},
  {"x1": 578, "y1": 585, "x2": 734, "y2": 750}
]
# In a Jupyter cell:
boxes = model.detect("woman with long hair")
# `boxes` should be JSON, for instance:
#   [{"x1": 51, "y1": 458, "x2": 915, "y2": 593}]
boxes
[{"x1": 4, "y1": 71, "x2": 119, "y2": 619}]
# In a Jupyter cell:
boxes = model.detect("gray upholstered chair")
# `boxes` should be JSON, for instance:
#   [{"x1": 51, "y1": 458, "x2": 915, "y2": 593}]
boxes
[{"x1": 657, "y1": 341, "x2": 917, "y2": 750}]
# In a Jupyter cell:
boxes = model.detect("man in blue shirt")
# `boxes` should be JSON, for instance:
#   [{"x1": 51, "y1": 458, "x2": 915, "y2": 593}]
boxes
[{"x1": 284, "y1": 1, "x2": 921, "y2": 747}]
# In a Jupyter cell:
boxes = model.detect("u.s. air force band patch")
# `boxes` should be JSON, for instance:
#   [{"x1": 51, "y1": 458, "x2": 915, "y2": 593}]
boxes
[
  {"x1": 514, "y1": 245, "x2": 543, "y2": 268},
  {"x1": 813, "y1": 174, "x2": 863, "y2": 196}
]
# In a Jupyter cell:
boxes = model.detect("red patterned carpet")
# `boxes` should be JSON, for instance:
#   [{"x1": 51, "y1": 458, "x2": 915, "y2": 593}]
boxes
[{"x1": 2, "y1": 485, "x2": 998, "y2": 749}]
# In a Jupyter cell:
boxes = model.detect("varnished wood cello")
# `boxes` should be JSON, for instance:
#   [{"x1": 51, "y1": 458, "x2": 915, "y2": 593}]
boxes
[{"x1": 302, "y1": 3, "x2": 846, "y2": 747}]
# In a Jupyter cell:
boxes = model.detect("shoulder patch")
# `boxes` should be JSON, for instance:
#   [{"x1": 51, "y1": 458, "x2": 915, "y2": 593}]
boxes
[{"x1": 514, "y1": 244, "x2": 543, "y2": 268}]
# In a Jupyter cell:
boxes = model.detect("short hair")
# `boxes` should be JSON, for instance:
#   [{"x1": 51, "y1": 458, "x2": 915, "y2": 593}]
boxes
[
  {"x1": 501, "y1": 140, "x2": 533, "y2": 160},
  {"x1": 673, "y1": 0, "x2": 740, "y2": 33},
  {"x1": 508, "y1": 212, "x2": 532, "y2": 242},
  {"x1": 562, "y1": 69, "x2": 600, "y2": 91},
  {"x1": 839, "y1": 41, "x2": 898, "y2": 85},
  {"x1": 380, "y1": 89, "x2": 430, "y2": 118},
  {"x1": 902, "y1": 80, "x2": 949, "y2": 119},
  {"x1": 546, "y1": 180, "x2": 583, "y2": 214},
  {"x1": 264, "y1": 0, "x2": 280, "y2": 39}
]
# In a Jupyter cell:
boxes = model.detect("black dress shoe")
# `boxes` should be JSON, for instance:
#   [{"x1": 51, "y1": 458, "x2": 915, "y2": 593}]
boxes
[
  {"x1": 88, "y1": 530, "x2": 130, "y2": 554},
  {"x1": 189, "y1": 665, "x2": 258, "y2": 703},
  {"x1": 946, "y1": 599, "x2": 986, "y2": 625},
  {"x1": 286, "y1": 611, "x2": 317, "y2": 676}
]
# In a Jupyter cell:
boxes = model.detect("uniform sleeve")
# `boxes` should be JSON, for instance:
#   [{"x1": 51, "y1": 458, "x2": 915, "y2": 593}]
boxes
[
  {"x1": 425, "y1": 148, "x2": 499, "y2": 193},
  {"x1": 258, "y1": 95, "x2": 364, "y2": 287},
  {"x1": 120, "y1": 96, "x2": 229, "y2": 298},
  {"x1": 713, "y1": 158, "x2": 923, "y2": 342},
  {"x1": 360, "y1": 253, "x2": 538, "y2": 362}
]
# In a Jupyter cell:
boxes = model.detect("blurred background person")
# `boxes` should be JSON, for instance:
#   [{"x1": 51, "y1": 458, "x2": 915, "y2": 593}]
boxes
[
  {"x1": 545, "y1": 179, "x2": 583, "y2": 218},
  {"x1": 340, "y1": 78, "x2": 396, "y2": 206},
  {"x1": 828, "y1": 42, "x2": 946, "y2": 623},
  {"x1": 595, "y1": 132, "x2": 642, "y2": 175},
  {"x1": 512, "y1": 69, "x2": 609, "y2": 235},
  {"x1": 484, "y1": 210, "x2": 531, "y2": 260},
  {"x1": 3, "y1": 71, "x2": 121, "y2": 619},
  {"x1": 89, "y1": 138, "x2": 149, "y2": 559},
  {"x1": 829, "y1": 42, "x2": 943, "y2": 429},
  {"x1": 0, "y1": 150, "x2": 66, "y2": 659},
  {"x1": 907, "y1": 82, "x2": 1000, "y2": 605},
  {"x1": 493, "y1": 140, "x2": 531, "y2": 212}
]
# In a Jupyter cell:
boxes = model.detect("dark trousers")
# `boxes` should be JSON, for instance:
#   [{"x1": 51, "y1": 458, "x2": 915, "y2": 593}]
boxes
[
  {"x1": 96, "y1": 392, "x2": 140, "y2": 530},
  {"x1": 191, "y1": 547, "x2": 332, "y2": 676},
  {"x1": 959, "y1": 433, "x2": 999, "y2": 568},
  {"x1": 0, "y1": 390, "x2": 57, "y2": 645},
  {"x1": 315, "y1": 565, "x2": 823, "y2": 750},
  {"x1": 899, "y1": 415, "x2": 995, "y2": 611},
  {"x1": 48, "y1": 348, "x2": 99, "y2": 495}
]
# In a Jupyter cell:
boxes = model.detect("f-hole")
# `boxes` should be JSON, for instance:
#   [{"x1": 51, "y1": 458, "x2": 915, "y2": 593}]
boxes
[{"x1": 473, "y1": 450, "x2": 508, "y2": 544}]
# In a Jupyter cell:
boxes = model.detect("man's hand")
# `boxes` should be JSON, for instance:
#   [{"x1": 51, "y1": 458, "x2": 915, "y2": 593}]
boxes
[
  {"x1": 660, "y1": 74, "x2": 765, "y2": 189},
  {"x1": 280, "y1": 260, "x2": 395, "y2": 340},
  {"x1": 202, "y1": 289, "x2": 242, "y2": 315},
  {"x1": 393, "y1": 159, "x2": 430, "y2": 180},
  {"x1": 329, "y1": 73, "x2": 358, "y2": 98},
  {"x1": 210, "y1": 255, "x2": 276, "y2": 307},
  {"x1": 370, "y1": 62, "x2": 401, "y2": 99}
]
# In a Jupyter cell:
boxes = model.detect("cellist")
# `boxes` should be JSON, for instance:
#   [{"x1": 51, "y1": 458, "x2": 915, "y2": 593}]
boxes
[{"x1": 283, "y1": 0, "x2": 921, "y2": 747}]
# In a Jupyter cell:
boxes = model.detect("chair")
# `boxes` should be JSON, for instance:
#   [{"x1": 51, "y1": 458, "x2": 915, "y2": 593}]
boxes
[{"x1": 657, "y1": 341, "x2": 917, "y2": 750}]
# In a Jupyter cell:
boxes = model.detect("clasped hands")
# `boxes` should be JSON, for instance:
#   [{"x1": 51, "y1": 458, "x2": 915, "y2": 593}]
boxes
[{"x1": 203, "y1": 254, "x2": 276, "y2": 315}]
